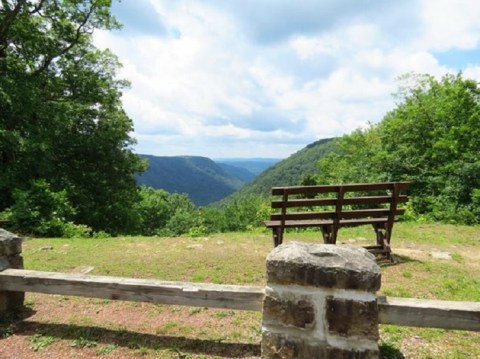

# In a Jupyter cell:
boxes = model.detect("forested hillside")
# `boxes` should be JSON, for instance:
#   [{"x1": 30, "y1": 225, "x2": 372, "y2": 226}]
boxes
[
  {"x1": 137, "y1": 156, "x2": 245, "y2": 206},
  {"x1": 216, "y1": 163, "x2": 257, "y2": 183},
  {"x1": 222, "y1": 138, "x2": 337, "y2": 201},
  {"x1": 215, "y1": 159, "x2": 280, "y2": 176}
]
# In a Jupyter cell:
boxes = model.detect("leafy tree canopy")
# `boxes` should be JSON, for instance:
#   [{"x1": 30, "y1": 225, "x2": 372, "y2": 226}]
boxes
[
  {"x1": 0, "y1": 0, "x2": 146, "y2": 234},
  {"x1": 317, "y1": 73, "x2": 480, "y2": 224}
]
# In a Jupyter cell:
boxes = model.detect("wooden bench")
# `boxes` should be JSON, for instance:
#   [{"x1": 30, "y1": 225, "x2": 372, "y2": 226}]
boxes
[{"x1": 264, "y1": 182, "x2": 410, "y2": 257}]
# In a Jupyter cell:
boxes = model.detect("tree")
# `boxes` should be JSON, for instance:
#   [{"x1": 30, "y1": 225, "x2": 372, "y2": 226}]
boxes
[
  {"x1": 378, "y1": 73, "x2": 480, "y2": 222},
  {"x1": 317, "y1": 73, "x2": 480, "y2": 224},
  {"x1": 0, "y1": 1, "x2": 146, "y2": 234},
  {"x1": 223, "y1": 195, "x2": 270, "y2": 231},
  {"x1": 317, "y1": 126, "x2": 384, "y2": 185},
  {"x1": 9, "y1": 179, "x2": 76, "y2": 236}
]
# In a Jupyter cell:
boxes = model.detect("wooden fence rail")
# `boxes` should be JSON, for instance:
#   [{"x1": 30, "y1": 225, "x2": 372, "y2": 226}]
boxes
[
  {"x1": 0, "y1": 268, "x2": 478, "y2": 332},
  {"x1": 0, "y1": 268, "x2": 264, "y2": 311},
  {"x1": 378, "y1": 296, "x2": 480, "y2": 332}
]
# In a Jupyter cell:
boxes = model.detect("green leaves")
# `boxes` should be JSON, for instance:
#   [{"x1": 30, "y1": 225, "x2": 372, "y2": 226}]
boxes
[
  {"x1": 10, "y1": 179, "x2": 76, "y2": 237},
  {"x1": 0, "y1": 1, "x2": 145, "y2": 235},
  {"x1": 317, "y1": 73, "x2": 480, "y2": 224}
]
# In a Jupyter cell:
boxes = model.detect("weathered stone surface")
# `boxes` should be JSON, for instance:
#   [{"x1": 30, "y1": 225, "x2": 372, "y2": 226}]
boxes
[
  {"x1": 8, "y1": 255, "x2": 24, "y2": 269},
  {"x1": 266, "y1": 242, "x2": 381, "y2": 291},
  {"x1": 326, "y1": 297, "x2": 379, "y2": 340},
  {"x1": 261, "y1": 331, "x2": 328, "y2": 358},
  {"x1": 326, "y1": 346, "x2": 379, "y2": 359},
  {"x1": 0, "y1": 258, "x2": 9, "y2": 271},
  {"x1": 263, "y1": 295, "x2": 316, "y2": 329},
  {"x1": 0, "y1": 291, "x2": 25, "y2": 312},
  {"x1": 0, "y1": 229, "x2": 22, "y2": 257},
  {"x1": 0, "y1": 230, "x2": 25, "y2": 314}
]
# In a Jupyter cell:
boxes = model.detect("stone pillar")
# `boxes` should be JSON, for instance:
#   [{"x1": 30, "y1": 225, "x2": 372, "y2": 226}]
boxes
[
  {"x1": 0, "y1": 229, "x2": 24, "y2": 313},
  {"x1": 262, "y1": 242, "x2": 381, "y2": 358}
]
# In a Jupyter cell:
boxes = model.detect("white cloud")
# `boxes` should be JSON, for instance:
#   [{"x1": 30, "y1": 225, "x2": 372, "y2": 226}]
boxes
[
  {"x1": 416, "y1": 0, "x2": 480, "y2": 51},
  {"x1": 464, "y1": 65, "x2": 480, "y2": 81},
  {"x1": 92, "y1": 0, "x2": 480, "y2": 158}
]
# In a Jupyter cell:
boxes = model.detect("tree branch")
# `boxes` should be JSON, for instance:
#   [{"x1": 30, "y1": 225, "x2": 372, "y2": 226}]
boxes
[
  {"x1": 0, "y1": 0, "x2": 26, "y2": 53},
  {"x1": 29, "y1": 0, "x2": 46, "y2": 14},
  {"x1": 33, "y1": 1, "x2": 98, "y2": 75}
]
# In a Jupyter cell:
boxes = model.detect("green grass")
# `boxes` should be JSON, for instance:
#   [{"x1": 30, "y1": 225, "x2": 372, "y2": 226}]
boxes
[
  {"x1": 29, "y1": 333, "x2": 56, "y2": 352},
  {"x1": 22, "y1": 233, "x2": 270, "y2": 285},
  {"x1": 7, "y1": 223, "x2": 480, "y2": 358}
]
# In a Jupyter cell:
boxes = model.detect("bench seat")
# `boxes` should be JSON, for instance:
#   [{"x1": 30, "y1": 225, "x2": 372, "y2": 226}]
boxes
[{"x1": 265, "y1": 217, "x2": 391, "y2": 228}]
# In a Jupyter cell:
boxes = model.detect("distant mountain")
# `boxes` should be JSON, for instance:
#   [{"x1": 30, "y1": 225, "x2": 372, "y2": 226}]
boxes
[
  {"x1": 219, "y1": 138, "x2": 338, "y2": 201},
  {"x1": 137, "y1": 155, "x2": 245, "y2": 206},
  {"x1": 137, "y1": 142, "x2": 335, "y2": 207},
  {"x1": 216, "y1": 163, "x2": 257, "y2": 183},
  {"x1": 215, "y1": 158, "x2": 281, "y2": 175}
]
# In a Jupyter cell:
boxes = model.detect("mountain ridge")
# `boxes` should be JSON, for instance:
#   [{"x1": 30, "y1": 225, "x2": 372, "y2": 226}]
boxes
[
  {"x1": 136, "y1": 155, "x2": 279, "y2": 206},
  {"x1": 217, "y1": 137, "x2": 338, "y2": 203},
  {"x1": 136, "y1": 139, "x2": 337, "y2": 206}
]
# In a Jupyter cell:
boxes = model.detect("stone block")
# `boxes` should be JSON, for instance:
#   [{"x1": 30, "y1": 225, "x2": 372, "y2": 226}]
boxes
[
  {"x1": 8, "y1": 255, "x2": 23, "y2": 269},
  {"x1": 326, "y1": 297, "x2": 379, "y2": 340},
  {"x1": 0, "y1": 229, "x2": 22, "y2": 257},
  {"x1": 262, "y1": 331, "x2": 328, "y2": 359},
  {"x1": 263, "y1": 295, "x2": 315, "y2": 329},
  {"x1": 266, "y1": 242, "x2": 381, "y2": 291},
  {"x1": 0, "y1": 258, "x2": 8, "y2": 271},
  {"x1": 325, "y1": 346, "x2": 379, "y2": 359}
]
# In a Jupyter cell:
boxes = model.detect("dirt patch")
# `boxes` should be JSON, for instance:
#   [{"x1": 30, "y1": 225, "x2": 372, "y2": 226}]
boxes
[{"x1": 0, "y1": 294, "x2": 262, "y2": 358}]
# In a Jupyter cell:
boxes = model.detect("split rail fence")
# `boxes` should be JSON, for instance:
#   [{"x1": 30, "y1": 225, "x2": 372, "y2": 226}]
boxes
[{"x1": 0, "y1": 268, "x2": 479, "y2": 332}]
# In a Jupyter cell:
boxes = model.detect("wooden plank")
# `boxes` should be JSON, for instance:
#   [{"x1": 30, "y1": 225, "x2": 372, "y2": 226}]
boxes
[
  {"x1": 343, "y1": 195, "x2": 408, "y2": 206},
  {"x1": 264, "y1": 217, "x2": 390, "y2": 228},
  {"x1": 271, "y1": 195, "x2": 408, "y2": 209},
  {"x1": 270, "y1": 211, "x2": 336, "y2": 221},
  {"x1": 378, "y1": 296, "x2": 480, "y2": 331},
  {"x1": 269, "y1": 209, "x2": 405, "y2": 221},
  {"x1": 0, "y1": 269, "x2": 265, "y2": 311},
  {"x1": 272, "y1": 185, "x2": 340, "y2": 196},
  {"x1": 271, "y1": 182, "x2": 410, "y2": 196},
  {"x1": 271, "y1": 198, "x2": 337, "y2": 208},
  {"x1": 340, "y1": 208, "x2": 405, "y2": 219}
]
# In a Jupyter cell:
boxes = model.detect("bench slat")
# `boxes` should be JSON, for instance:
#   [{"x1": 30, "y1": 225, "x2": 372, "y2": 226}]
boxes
[
  {"x1": 269, "y1": 208, "x2": 405, "y2": 221},
  {"x1": 271, "y1": 182, "x2": 410, "y2": 196},
  {"x1": 265, "y1": 217, "x2": 390, "y2": 228},
  {"x1": 271, "y1": 195, "x2": 408, "y2": 208}
]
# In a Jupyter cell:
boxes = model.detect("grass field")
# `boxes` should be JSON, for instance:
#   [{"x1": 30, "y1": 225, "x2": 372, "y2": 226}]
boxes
[{"x1": 1, "y1": 223, "x2": 479, "y2": 358}]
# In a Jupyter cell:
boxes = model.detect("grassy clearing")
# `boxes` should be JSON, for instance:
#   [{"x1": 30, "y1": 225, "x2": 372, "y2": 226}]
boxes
[{"x1": 1, "y1": 223, "x2": 479, "y2": 358}]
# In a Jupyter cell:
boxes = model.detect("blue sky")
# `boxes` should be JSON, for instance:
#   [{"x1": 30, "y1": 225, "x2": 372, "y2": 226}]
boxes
[{"x1": 93, "y1": 0, "x2": 480, "y2": 158}]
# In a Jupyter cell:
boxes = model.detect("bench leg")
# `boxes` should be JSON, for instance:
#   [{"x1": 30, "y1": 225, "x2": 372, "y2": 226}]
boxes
[
  {"x1": 372, "y1": 224, "x2": 392, "y2": 261},
  {"x1": 321, "y1": 226, "x2": 335, "y2": 244},
  {"x1": 272, "y1": 227, "x2": 284, "y2": 247}
]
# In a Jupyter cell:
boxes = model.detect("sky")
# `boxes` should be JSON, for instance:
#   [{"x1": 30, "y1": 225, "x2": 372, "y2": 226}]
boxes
[{"x1": 92, "y1": 0, "x2": 480, "y2": 159}]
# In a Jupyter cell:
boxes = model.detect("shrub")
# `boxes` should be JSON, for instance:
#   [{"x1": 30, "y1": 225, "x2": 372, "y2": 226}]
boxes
[{"x1": 10, "y1": 179, "x2": 76, "y2": 236}]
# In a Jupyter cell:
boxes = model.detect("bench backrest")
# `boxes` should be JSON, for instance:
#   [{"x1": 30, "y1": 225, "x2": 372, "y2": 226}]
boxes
[{"x1": 270, "y1": 182, "x2": 410, "y2": 228}]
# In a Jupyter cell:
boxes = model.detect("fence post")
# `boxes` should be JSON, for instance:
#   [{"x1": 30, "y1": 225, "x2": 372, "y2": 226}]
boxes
[
  {"x1": 262, "y1": 242, "x2": 381, "y2": 358},
  {"x1": 0, "y1": 229, "x2": 24, "y2": 314}
]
